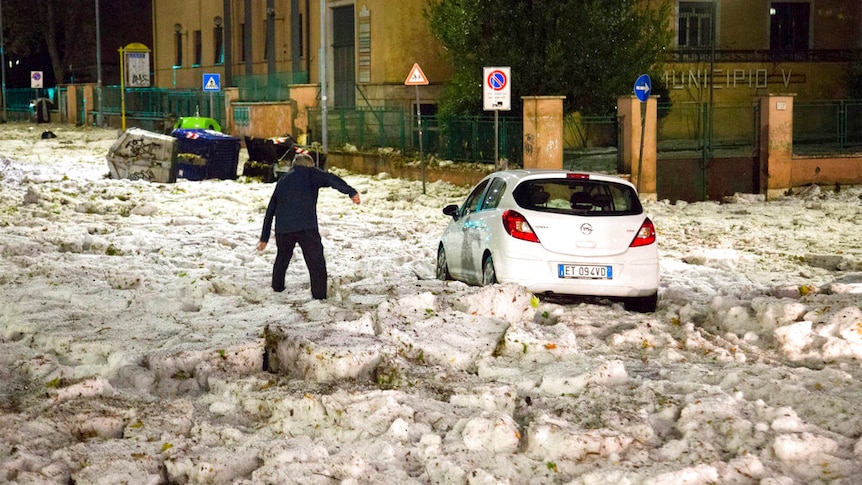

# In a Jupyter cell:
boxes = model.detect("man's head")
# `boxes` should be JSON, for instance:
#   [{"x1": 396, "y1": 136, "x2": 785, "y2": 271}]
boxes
[{"x1": 292, "y1": 153, "x2": 315, "y2": 167}]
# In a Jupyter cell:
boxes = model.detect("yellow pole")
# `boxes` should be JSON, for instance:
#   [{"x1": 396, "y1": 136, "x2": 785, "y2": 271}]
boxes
[{"x1": 119, "y1": 46, "x2": 126, "y2": 131}]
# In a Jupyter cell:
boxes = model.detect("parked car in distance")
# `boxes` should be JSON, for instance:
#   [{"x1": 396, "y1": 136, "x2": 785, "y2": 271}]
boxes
[
  {"x1": 173, "y1": 116, "x2": 222, "y2": 132},
  {"x1": 437, "y1": 170, "x2": 659, "y2": 312}
]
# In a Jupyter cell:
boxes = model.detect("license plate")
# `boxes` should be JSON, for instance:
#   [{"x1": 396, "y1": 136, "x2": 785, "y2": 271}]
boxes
[{"x1": 558, "y1": 264, "x2": 613, "y2": 279}]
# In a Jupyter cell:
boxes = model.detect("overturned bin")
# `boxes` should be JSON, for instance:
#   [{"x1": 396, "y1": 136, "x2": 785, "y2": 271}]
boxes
[
  {"x1": 173, "y1": 129, "x2": 240, "y2": 181},
  {"x1": 106, "y1": 128, "x2": 178, "y2": 183}
]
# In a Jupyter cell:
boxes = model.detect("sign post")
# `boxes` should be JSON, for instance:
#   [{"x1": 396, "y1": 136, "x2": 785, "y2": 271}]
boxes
[
  {"x1": 633, "y1": 74, "x2": 651, "y2": 192},
  {"x1": 405, "y1": 63, "x2": 429, "y2": 193},
  {"x1": 483, "y1": 67, "x2": 511, "y2": 171},
  {"x1": 202, "y1": 73, "x2": 221, "y2": 123},
  {"x1": 118, "y1": 43, "x2": 151, "y2": 130}
]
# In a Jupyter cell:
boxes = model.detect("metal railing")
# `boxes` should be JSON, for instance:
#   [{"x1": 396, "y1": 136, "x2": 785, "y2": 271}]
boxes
[
  {"x1": 435, "y1": 115, "x2": 522, "y2": 164},
  {"x1": 306, "y1": 109, "x2": 623, "y2": 168},
  {"x1": 235, "y1": 71, "x2": 309, "y2": 102},
  {"x1": 307, "y1": 107, "x2": 407, "y2": 151},
  {"x1": 562, "y1": 114, "x2": 620, "y2": 173},
  {"x1": 668, "y1": 49, "x2": 862, "y2": 63},
  {"x1": 307, "y1": 109, "x2": 524, "y2": 165},
  {"x1": 95, "y1": 86, "x2": 224, "y2": 121},
  {"x1": 657, "y1": 102, "x2": 757, "y2": 156},
  {"x1": 794, "y1": 100, "x2": 862, "y2": 154},
  {"x1": 1, "y1": 87, "x2": 58, "y2": 121}
]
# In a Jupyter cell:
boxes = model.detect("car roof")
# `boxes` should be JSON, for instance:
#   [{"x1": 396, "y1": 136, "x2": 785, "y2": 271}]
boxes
[{"x1": 484, "y1": 169, "x2": 637, "y2": 191}]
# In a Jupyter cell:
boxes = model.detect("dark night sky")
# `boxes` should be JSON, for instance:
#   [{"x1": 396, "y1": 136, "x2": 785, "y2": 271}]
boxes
[{"x1": 4, "y1": 0, "x2": 153, "y2": 88}]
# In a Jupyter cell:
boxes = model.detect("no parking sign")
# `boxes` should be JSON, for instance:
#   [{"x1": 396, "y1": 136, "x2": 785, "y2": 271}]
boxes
[
  {"x1": 31, "y1": 71, "x2": 43, "y2": 89},
  {"x1": 483, "y1": 67, "x2": 511, "y2": 111}
]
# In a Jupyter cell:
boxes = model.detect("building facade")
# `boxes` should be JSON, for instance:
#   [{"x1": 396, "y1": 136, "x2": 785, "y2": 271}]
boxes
[
  {"x1": 666, "y1": 0, "x2": 862, "y2": 105},
  {"x1": 152, "y1": 0, "x2": 451, "y2": 113},
  {"x1": 152, "y1": 1, "x2": 861, "y2": 123}
]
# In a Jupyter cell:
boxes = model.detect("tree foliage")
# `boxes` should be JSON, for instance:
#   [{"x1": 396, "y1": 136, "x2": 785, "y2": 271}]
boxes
[
  {"x1": 1, "y1": 0, "x2": 150, "y2": 86},
  {"x1": 425, "y1": 0, "x2": 673, "y2": 118}
]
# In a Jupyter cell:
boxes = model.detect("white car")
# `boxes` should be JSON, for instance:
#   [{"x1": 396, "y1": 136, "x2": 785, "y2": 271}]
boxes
[{"x1": 437, "y1": 169, "x2": 659, "y2": 312}]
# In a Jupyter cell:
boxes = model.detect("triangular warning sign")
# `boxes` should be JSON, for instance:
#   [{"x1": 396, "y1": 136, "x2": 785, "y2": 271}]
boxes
[
  {"x1": 404, "y1": 63, "x2": 429, "y2": 86},
  {"x1": 205, "y1": 76, "x2": 219, "y2": 90}
]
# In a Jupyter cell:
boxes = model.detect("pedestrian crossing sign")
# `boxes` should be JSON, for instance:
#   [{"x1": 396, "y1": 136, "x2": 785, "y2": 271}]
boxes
[
  {"x1": 404, "y1": 63, "x2": 429, "y2": 86},
  {"x1": 203, "y1": 73, "x2": 221, "y2": 92}
]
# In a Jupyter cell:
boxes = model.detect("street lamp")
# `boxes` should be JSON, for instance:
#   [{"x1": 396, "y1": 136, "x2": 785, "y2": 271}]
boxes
[
  {"x1": 96, "y1": 0, "x2": 103, "y2": 127},
  {"x1": 320, "y1": 0, "x2": 327, "y2": 152}
]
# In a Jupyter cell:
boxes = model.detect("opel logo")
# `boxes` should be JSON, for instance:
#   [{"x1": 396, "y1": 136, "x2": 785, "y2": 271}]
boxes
[{"x1": 580, "y1": 223, "x2": 593, "y2": 235}]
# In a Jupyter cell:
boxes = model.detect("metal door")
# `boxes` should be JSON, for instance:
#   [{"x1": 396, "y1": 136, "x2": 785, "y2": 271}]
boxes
[{"x1": 332, "y1": 6, "x2": 355, "y2": 107}]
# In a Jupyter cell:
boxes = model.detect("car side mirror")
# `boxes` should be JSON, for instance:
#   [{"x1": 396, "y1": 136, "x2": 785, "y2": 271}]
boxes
[{"x1": 443, "y1": 204, "x2": 459, "y2": 220}]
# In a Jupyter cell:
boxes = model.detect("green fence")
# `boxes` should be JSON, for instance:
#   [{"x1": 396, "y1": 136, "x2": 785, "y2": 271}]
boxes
[
  {"x1": 1, "y1": 87, "x2": 58, "y2": 121},
  {"x1": 306, "y1": 109, "x2": 523, "y2": 164},
  {"x1": 563, "y1": 115, "x2": 620, "y2": 173},
  {"x1": 1, "y1": 86, "x2": 226, "y2": 126},
  {"x1": 794, "y1": 100, "x2": 862, "y2": 154},
  {"x1": 236, "y1": 72, "x2": 308, "y2": 102},
  {"x1": 307, "y1": 107, "x2": 408, "y2": 151},
  {"x1": 305, "y1": 109, "x2": 626, "y2": 167},
  {"x1": 95, "y1": 86, "x2": 225, "y2": 122},
  {"x1": 435, "y1": 116, "x2": 522, "y2": 164},
  {"x1": 657, "y1": 102, "x2": 758, "y2": 157}
]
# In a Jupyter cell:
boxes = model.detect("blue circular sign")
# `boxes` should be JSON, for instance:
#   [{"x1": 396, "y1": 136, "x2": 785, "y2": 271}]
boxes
[
  {"x1": 634, "y1": 74, "x2": 651, "y2": 103},
  {"x1": 488, "y1": 70, "x2": 507, "y2": 91}
]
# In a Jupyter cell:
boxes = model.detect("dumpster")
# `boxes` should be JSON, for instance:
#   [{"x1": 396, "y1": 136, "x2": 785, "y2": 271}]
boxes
[
  {"x1": 106, "y1": 128, "x2": 178, "y2": 183},
  {"x1": 243, "y1": 136, "x2": 296, "y2": 182},
  {"x1": 172, "y1": 129, "x2": 240, "y2": 180},
  {"x1": 243, "y1": 135, "x2": 326, "y2": 182}
]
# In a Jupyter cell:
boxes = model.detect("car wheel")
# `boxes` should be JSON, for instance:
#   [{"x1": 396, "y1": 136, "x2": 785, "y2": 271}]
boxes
[
  {"x1": 625, "y1": 293, "x2": 657, "y2": 313},
  {"x1": 436, "y1": 245, "x2": 451, "y2": 281},
  {"x1": 482, "y1": 254, "x2": 497, "y2": 286}
]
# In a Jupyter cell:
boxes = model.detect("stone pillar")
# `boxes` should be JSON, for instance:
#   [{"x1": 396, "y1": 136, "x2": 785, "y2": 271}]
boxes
[
  {"x1": 522, "y1": 96, "x2": 565, "y2": 169},
  {"x1": 64, "y1": 85, "x2": 79, "y2": 125},
  {"x1": 617, "y1": 95, "x2": 657, "y2": 199},
  {"x1": 223, "y1": 87, "x2": 240, "y2": 136},
  {"x1": 758, "y1": 94, "x2": 794, "y2": 200},
  {"x1": 80, "y1": 84, "x2": 95, "y2": 126}
]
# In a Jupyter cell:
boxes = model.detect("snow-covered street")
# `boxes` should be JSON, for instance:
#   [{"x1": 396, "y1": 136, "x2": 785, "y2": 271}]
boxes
[{"x1": 1, "y1": 123, "x2": 861, "y2": 484}]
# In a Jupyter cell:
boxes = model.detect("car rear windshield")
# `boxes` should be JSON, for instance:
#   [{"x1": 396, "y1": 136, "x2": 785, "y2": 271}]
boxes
[{"x1": 512, "y1": 178, "x2": 643, "y2": 216}]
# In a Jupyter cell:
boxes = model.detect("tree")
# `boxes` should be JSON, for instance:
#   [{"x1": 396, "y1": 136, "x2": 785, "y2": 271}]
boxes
[
  {"x1": 425, "y1": 0, "x2": 673, "y2": 118},
  {"x1": 1, "y1": 0, "x2": 151, "y2": 86}
]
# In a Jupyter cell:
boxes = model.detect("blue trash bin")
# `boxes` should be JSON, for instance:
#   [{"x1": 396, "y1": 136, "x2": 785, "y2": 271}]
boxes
[{"x1": 172, "y1": 129, "x2": 240, "y2": 180}]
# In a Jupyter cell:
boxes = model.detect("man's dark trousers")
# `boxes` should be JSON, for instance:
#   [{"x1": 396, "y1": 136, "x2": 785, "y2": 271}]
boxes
[{"x1": 273, "y1": 229, "x2": 327, "y2": 299}]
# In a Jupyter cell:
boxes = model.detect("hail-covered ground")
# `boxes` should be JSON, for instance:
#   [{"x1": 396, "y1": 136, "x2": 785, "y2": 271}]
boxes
[{"x1": 1, "y1": 123, "x2": 861, "y2": 484}]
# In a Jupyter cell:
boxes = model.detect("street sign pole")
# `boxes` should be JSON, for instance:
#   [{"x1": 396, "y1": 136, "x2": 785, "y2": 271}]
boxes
[
  {"x1": 119, "y1": 46, "x2": 126, "y2": 130},
  {"x1": 483, "y1": 67, "x2": 511, "y2": 171},
  {"x1": 95, "y1": 0, "x2": 102, "y2": 127},
  {"x1": 633, "y1": 74, "x2": 652, "y2": 193},
  {"x1": 494, "y1": 109, "x2": 499, "y2": 170},
  {"x1": 638, "y1": 102, "x2": 647, "y2": 193},
  {"x1": 415, "y1": 84, "x2": 424, "y2": 193},
  {"x1": 405, "y1": 63, "x2": 430, "y2": 193},
  {"x1": 202, "y1": 74, "x2": 221, "y2": 127}
]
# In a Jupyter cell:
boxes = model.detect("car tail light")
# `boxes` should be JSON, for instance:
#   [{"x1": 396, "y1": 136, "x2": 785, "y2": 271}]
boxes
[
  {"x1": 502, "y1": 210, "x2": 540, "y2": 243},
  {"x1": 566, "y1": 173, "x2": 590, "y2": 180},
  {"x1": 629, "y1": 217, "x2": 656, "y2": 247}
]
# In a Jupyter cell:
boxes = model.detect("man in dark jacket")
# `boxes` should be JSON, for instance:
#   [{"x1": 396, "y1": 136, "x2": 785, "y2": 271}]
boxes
[{"x1": 257, "y1": 154, "x2": 360, "y2": 299}]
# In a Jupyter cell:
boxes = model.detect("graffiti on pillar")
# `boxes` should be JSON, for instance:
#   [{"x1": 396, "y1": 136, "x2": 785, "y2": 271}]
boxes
[
  {"x1": 524, "y1": 133, "x2": 534, "y2": 156},
  {"x1": 768, "y1": 121, "x2": 793, "y2": 152}
]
